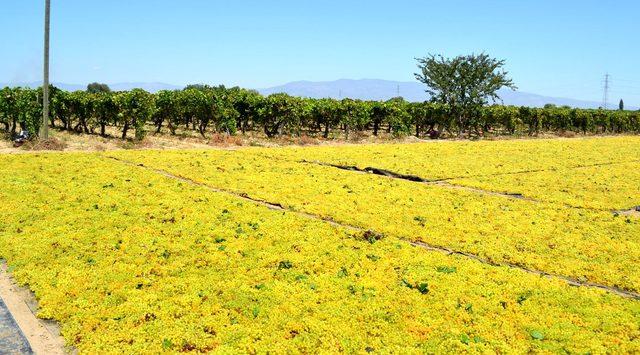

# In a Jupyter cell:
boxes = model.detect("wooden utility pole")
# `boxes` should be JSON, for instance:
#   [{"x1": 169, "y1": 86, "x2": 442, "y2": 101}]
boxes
[{"x1": 41, "y1": 0, "x2": 50, "y2": 139}]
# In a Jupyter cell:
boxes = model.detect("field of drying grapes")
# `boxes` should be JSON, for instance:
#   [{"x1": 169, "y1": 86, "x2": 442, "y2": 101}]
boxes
[{"x1": 0, "y1": 136, "x2": 639, "y2": 353}]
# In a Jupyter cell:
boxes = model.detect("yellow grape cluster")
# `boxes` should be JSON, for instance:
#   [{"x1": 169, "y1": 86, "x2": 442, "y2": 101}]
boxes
[
  {"x1": 266, "y1": 136, "x2": 640, "y2": 210},
  {"x1": 449, "y1": 161, "x2": 640, "y2": 210},
  {"x1": 110, "y1": 141, "x2": 640, "y2": 293},
  {"x1": 267, "y1": 136, "x2": 640, "y2": 180},
  {"x1": 0, "y1": 153, "x2": 638, "y2": 353}
]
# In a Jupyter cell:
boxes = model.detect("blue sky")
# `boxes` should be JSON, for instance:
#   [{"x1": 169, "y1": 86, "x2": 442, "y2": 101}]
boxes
[{"x1": 2, "y1": 0, "x2": 639, "y2": 105}]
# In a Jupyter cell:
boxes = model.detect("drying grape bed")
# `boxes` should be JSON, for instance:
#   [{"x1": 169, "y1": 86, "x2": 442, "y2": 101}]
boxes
[{"x1": 0, "y1": 136, "x2": 638, "y2": 353}]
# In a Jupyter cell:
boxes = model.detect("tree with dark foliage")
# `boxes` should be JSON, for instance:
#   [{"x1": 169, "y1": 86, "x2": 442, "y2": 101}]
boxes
[
  {"x1": 87, "y1": 82, "x2": 111, "y2": 93},
  {"x1": 415, "y1": 53, "x2": 516, "y2": 136}
]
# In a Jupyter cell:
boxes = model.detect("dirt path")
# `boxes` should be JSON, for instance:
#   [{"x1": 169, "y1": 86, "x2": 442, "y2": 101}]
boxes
[{"x1": 0, "y1": 265, "x2": 66, "y2": 354}]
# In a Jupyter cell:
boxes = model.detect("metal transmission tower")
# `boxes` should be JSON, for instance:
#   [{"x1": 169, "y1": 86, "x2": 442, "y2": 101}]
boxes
[
  {"x1": 41, "y1": 0, "x2": 51, "y2": 139},
  {"x1": 602, "y1": 73, "x2": 610, "y2": 109}
]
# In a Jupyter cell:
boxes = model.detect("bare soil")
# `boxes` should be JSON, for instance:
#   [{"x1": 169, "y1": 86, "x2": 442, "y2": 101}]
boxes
[
  {"x1": 0, "y1": 127, "x2": 431, "y2": 154},
  {"x1": 3, "y1": 125, "x2": 630, "y2": 154}
]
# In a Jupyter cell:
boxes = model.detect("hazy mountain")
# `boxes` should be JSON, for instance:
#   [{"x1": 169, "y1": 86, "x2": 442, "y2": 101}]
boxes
[
  {"x1": 259, "y1": 79, "x2": 427, "y2": 102},
  {"x1": 0, "y1": 81, "x2": 182, "y2": 93},
  {"x1": 0, "y1": 82, "x2": 86, "y2": 92},
  {"x1": 259, "y1": 79, "x2": 626, "y2": 109},
  {"x1": 108, "y1": 82, "x2": 183, "y2": 92}
]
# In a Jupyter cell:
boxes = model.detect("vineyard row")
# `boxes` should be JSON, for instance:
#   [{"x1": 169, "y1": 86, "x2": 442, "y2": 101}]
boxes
[{"x1": 1, "y1": 85, "x2": 639, "y2": 140}]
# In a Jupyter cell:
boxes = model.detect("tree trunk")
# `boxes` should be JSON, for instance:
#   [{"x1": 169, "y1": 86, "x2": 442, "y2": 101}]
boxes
[
  {"x1": 457, "y1": 115, "x2": 465, "y2": 137},
  {"x1": 373, "y1": 121, "x2": 379, "y2": 136},
  {"x1": 122, "y1": 122, "x2": 129, "y2": 139},
  {"x1": 10, "y1": 118, "x2": 17, "y2": 136},
  {"x1": 100, "y1": 124, "x2": 106, "y2": 137},
  {"x1": 198, "y1": 122, "x2": 207, "y2": 138},
  {"x1": 323, "y1": 121, "x2": 330, "y2": 138},
  {"x1": 263, "y1": 123, "x2": 273, "y2": 138}
]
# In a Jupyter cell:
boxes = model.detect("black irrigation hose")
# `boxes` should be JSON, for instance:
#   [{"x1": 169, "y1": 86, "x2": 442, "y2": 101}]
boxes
[
  {"x1": 433, "y1": 158, "x2": 640, "y2": 182},
  {"x1": 302, "y1": 159, "x2": 640, "y2": 213},
  {"x1": 301, "y1": 159, "x2": 537, "y2": 201}
]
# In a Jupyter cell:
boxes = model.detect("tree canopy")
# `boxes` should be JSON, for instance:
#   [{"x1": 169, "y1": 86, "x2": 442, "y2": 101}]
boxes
[
  {"x1": 415, "y1": 53, "x2": 516, "y2": 135},
  {"x1": 87, "y1": 82, "x2": 111, "y2": 93}
]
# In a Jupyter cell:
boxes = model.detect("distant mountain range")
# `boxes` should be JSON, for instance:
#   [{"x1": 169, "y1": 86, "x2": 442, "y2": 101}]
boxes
[
  {"x1": 0, "y1": 81, "x2": 182, "y2": 93},
  {"x1": 2, "y1": 79, "x2": 631, "y2": 109},
  {"x1": 258, "y1": 79, "x2": 628, "y2": 109}
]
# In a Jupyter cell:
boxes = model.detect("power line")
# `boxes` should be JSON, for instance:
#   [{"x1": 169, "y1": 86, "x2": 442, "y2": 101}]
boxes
[
  {"x1": 608, "y1": 83, "x2": 640, "y2": 90},
  {"x1": 610, "y1": 90, "x2": 640, "y2": 96},
  {"x1": 611, "y1": 78, "x2": 640, "y2": 84}
]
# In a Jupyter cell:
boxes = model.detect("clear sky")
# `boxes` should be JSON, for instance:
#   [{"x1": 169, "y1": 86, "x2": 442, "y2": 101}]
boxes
[{"x1": 2, "y1": 0, "x2": 639, "y2": 105}]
